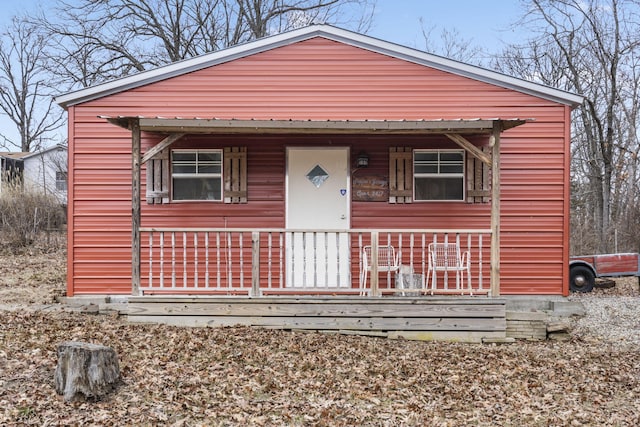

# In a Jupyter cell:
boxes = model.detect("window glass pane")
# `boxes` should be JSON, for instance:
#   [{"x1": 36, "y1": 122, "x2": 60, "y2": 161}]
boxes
[
  {"x1": 173, "y1": 165, "x2": 196, "y2": 174},
  {"x1": 198, "y1": 165, "x2": 221, "y2": 174},
  {"x1": 441, "y1": 177, "x2": 464, "y2": 199},
  {"x1": 440, "y1": 164, "x2": 464, "y2": 174},
  {"x1": 172, "y1": 152, "x2": 196, "y2": 162},
  {"x1": 415, "y1": 178, "x2": 440, "y2": 200},
  {"x1": 415, "y1": 162, "x2": 438, "y2": 174},
  {"x1": 415, "y1": 177, "x2": 464, "y2": 201},
  {"x1": 306, "y1": 164, "x2": 330, "y2": 188},
  {"x1": 440, "y1": 152, "x2": 463, "y2": 162},
  {"x1": 414, "y1": 152, "x2": 438, "y2": 162},
  {"x1": 173, "y1": 177, "x2": 221, "y2": 200},
  {"x1": 198, "y1": 152, "x2": 221, "y2": 162}
]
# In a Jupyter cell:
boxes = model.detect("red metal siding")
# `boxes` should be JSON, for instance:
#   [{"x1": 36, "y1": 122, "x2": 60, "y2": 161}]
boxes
[
  {"x1": 66, "y1": 106, "x2": 76, "y2": 296},
  {"x1": 67, "y1": 37, "x2": 569, "y2": 296}
]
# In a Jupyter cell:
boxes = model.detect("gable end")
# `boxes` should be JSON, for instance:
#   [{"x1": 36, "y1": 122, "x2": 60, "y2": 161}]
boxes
[{"x1": 55, "y1": 25, "x2": 583, "y2": 109}]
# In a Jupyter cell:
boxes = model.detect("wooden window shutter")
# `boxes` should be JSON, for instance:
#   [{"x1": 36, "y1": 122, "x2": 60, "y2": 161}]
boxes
[
  {"x1": 466, "y1": 146, "x2": 491, "y2": 203},
  {"x1": 145, "y1": 148, "x2": 169, "y2": 204},
  {"x1": 224, "y1": 147, "x2": 247, "y2": 203},
  {"x1": 389, "y1": 147, "x2": 413, "y2": 204}
]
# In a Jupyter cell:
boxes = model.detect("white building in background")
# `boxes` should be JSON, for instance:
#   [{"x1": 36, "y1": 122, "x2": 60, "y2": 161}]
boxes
[
  {"x1": 0, "y1": 151, "x2": 27, "y2": 195},
  {"x1": 23, "y1": 144, "x2": 68, "y2": 205},
  {"x1": 0, "y1": 144, "x2": 68, "y2": 205}
]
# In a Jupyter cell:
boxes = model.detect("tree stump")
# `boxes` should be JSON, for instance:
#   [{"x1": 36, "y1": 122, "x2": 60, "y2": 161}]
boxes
[{"x1": 54, "y1": 341, "x2": 121, "y2": 402}]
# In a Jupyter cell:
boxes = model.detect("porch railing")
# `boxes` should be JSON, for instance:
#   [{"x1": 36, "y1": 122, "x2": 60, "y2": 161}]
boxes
[{"x1": 139, "y1": 228, "x2": 492, "y2": 297}]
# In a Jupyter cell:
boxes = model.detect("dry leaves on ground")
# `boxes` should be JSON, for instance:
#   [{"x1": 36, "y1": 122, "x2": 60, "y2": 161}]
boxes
[
  {"x1": 3, "y1": 309, "x2": 640, "y2": 426},
  {"x1": 0, "y1": 237, "x2": 66, "y2": 307},
  {"x1": 1, "y1": 246, "x2": 640, "y2": 426}
]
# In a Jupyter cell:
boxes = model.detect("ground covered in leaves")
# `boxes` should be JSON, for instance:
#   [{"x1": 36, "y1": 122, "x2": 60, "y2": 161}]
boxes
[{"x1": 1, "y1": 244, "x2": 640, "y2": 426}]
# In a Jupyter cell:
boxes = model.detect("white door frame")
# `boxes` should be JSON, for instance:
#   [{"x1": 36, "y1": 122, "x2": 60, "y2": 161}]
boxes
[{"x1": 285, "y1": 147, "x2": 351, "y2": 287}]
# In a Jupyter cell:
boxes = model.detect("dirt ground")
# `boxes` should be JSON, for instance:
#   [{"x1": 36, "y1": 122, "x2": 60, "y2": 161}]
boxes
[{"x1": 1, "y1": 243, "x2": 640, "y2": 426}]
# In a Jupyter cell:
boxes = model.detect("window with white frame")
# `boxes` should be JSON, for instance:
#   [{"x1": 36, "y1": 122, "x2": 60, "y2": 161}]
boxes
[
  {"x1": 171, "y1": 149, "x2": 222, "y2": 201},
  {"x1": 414, "y1": 150, "x2": 465, "y2": 201},
  {"x1": 56, "y1": 171, "x2": 67, "y2": 191}
]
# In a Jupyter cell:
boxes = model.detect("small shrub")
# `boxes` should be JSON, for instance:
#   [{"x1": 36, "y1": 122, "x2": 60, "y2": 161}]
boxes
[{"x1": 0, "y1": 182, "x2": 66, "y2": 250}]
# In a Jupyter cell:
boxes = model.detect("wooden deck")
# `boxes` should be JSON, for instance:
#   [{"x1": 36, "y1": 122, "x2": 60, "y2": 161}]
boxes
[{"x1": 126, "y1": 296, "x2": 507, "y2": 343}]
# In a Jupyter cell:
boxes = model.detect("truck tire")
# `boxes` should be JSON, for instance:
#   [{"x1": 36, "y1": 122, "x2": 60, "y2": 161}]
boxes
[{"x1": 570, "y1": 265, "x2": 595, "y2": 292}]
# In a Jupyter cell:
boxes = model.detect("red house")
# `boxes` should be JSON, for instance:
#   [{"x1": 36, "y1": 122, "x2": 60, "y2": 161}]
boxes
[{"x1": 56, "y1": 25, "x2": 582, "y2": 340}]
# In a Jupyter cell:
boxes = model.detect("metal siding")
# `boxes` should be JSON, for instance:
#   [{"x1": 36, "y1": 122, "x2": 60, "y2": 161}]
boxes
[
  {"x1": 502, "y1": 153, "x2": 565, "y2": 170},
  {"x1": 68, "y1": 37, "x2": 568, "y2": 295},
  {"x1": 502, "y1": 185, "x2": 564, "y2": 200},
  {"x1": 502, "y1": 232, "x2": 564, "y2": 248},
  {"x1": 74, "y1": 184, "x2": 131, "y2": 200},
  {"x1": 74, "y1": 231, "x2": 131, "y2": 246},
  {"x1": 562, "y1": 105, "x2": 572, "y2": 295},
  {"x1": 66, "y1": 106, "x2": 76, "y2": 296}
]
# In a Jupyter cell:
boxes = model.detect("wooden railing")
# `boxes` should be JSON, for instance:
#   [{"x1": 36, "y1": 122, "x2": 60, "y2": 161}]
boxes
[{"x1": 139, "y1": 228, "x2": 493, "y2": 297}]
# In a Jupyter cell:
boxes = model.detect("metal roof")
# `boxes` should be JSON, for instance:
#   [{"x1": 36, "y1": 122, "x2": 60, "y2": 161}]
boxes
[
  {"x1": 0, "y1": 151, "x2": 30, "y2": 159},
  {"x1": 102, "y1": 116, "x2": 531, "y2": 135},
  {"x1": 56, "y1": 25, "x2": 583, "y2": 109},
  {"x1": 21, "y1": 144, "x2": 68, "y2": 160},
  {"x1": 0, "y1": 144, "x2": 67, "y2": 160}
]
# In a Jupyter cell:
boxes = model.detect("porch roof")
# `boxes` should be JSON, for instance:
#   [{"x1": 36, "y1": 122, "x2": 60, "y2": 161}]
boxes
[{"x1": 102, "y1": 116, "x2": 529, "y2": 135}]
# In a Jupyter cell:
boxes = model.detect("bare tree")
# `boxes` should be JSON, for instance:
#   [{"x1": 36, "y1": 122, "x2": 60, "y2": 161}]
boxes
[
  {"x1": 419, "y1": 19, "x2": 485, "y2": 65},
  {"x1": 494, "y1": 0, "x2": 640, "y2": 253},
  {"x1": 0, "y1": 17, "x2": 65, "y2": 152},
  {"x1": 37, "y1": 0, "x2": 375, "y2": 89}
]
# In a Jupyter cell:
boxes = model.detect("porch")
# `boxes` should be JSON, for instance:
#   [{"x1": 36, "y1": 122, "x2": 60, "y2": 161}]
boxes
[
  {"x1": 120, "y1": 117, "x2": 513, "y2": 341},
  {"x1": 115, "y1": 116, "x2": 517, "y2": 300}
]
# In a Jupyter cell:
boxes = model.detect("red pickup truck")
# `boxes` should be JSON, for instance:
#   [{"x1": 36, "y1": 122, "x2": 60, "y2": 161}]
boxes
[{"x1": 569, "y1": 253, "x2": 640, "y2": 292}]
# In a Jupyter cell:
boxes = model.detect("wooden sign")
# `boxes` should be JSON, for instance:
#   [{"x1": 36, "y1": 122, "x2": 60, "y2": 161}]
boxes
[{"x1": 352, "y1": 175, "x2": 389, "y2": 201}]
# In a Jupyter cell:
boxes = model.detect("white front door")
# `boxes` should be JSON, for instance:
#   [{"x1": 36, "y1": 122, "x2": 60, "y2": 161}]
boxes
[{"x1": 286, "y1": 147, "x2": 350, "y2": 287}]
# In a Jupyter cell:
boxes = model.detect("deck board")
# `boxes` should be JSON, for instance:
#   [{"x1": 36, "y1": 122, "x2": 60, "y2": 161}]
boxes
[
  {"x1": 126, "y1": 296, "x2": 507, "y2": 342},
  {"x1": 127, "y1": 300, "x2": 505, "y2": 318},
  {"x1": 127, "y1": 314, "x2": 505, "y2": 331}
]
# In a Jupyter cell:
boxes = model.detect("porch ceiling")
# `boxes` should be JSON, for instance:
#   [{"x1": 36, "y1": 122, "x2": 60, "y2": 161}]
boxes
[{"x1": 102, "y1": 116, "x2": 528, "y2": 135}]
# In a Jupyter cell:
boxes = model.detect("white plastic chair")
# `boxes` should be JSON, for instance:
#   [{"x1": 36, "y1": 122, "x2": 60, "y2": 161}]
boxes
[
  {"x1": 426, "y1": 242, "x2": 471, "y2": 293},
  {"x1": 360, "y1": 245, "x2": 400, "y2": 294}
]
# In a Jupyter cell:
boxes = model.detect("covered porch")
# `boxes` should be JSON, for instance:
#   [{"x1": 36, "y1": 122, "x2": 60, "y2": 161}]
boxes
[
  {"x1": 109, "y1": 116, "x2": 526, "y2": 298},
  {"x1": 107, "y1": 117, "x2": 524, "y2": 341}
]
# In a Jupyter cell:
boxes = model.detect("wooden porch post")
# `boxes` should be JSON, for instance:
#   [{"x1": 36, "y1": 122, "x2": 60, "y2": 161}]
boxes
[
  {"x1": 251, "y1": 231, "x2": 261, "y2": 297},
  {"x1": 370, "y1": 231, "x2": 380, "y2": 297},
  {"x1": 131, "y1": 119, "x2": 142, "y2": 296},
  {"x1": 490, "y1": 122, "x2": 501, "y2": 297}
]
